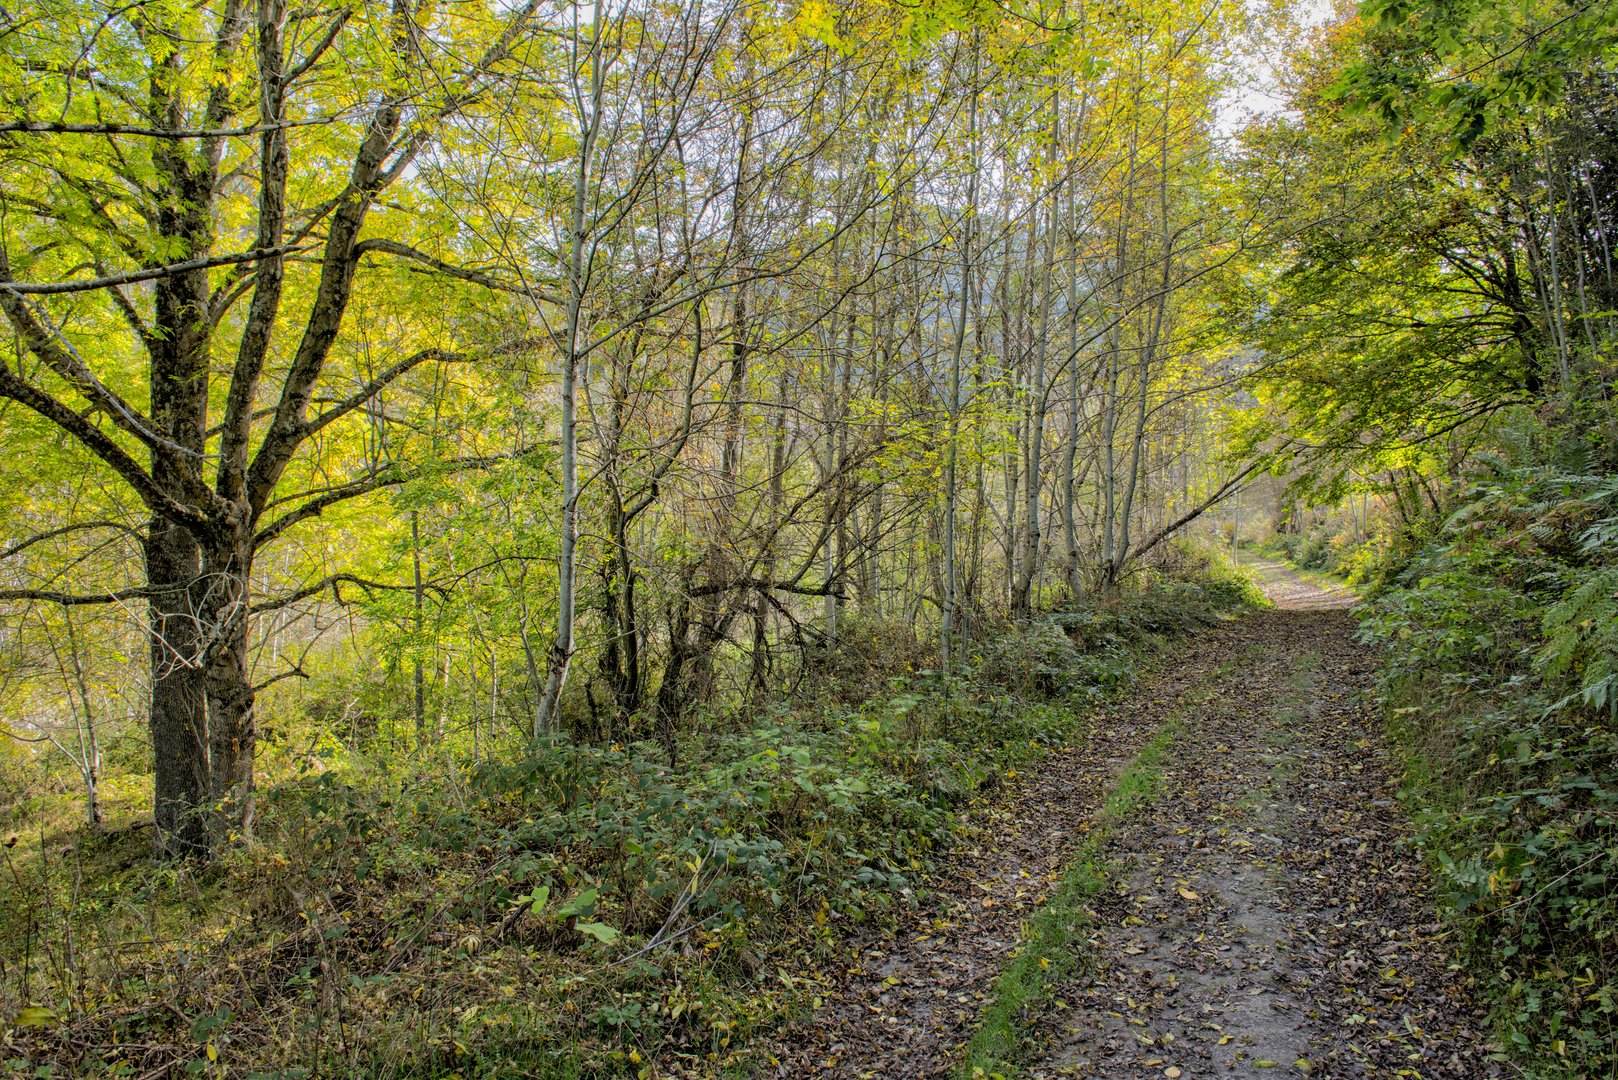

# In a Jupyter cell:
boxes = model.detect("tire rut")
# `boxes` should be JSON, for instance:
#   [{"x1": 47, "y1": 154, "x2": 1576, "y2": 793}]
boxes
[
  {"x1": 765, "y1": 632, "x2": 1263, "y2": 1078},
  {"x1": 1028, "y1": 581, "x2": 1496, "y2": 1078},
  {"x1": 765, "y1": 569, "x2": 1495, "y2": 1078}
]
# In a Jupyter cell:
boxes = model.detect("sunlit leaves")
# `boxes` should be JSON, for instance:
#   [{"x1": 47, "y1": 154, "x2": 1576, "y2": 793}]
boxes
[{"x1": 1332, "y1": 0, "x2": 1618, "y2": 154}]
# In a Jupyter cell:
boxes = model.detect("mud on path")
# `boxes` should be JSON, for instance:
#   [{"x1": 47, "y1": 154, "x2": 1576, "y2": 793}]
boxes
[{"x1": 764, "y1": 568, "x2": 1496, "y2": 1079}]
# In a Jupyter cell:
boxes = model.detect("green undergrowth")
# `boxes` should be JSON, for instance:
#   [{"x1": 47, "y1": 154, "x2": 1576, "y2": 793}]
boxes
[
  {"x1": 1257, "y1": 526, "x2": 1386, "y2": 588},
  {"x1": 1357, "y1": 462, "x2": 1618, "y2": 1077},
  {"x1": 0, "y1": 573, "x2": 1259, "y2": 1078}
]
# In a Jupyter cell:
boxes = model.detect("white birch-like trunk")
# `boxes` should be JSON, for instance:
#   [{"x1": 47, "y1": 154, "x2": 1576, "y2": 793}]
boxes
[{"x1": 535, "y1": 3, "x2": 606, "y2": 738}]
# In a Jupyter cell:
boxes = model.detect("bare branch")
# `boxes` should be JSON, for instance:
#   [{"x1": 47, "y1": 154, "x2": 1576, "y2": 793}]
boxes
[
  {"x1": 2, "y1": 243, "x2": 314, "y2": 296},
  {"x1": 0, "y1": 520, "x2": 142, "y2": 562},
  {"x1": 251, "y1": 664, "x2": 310, "y2": 692},
  {"x1": 0, "y1": 584, "x2": 160, "y2": 606},
  {"x1": 355, "y1": 238, "x2": 563, "y2": 303},
  {"x1": 249, "y1": 573, "x2": 443, "y2": 614},
  {"x1": 0, "y1": 117, "x2": 342, "y2": 139},
  {"x1": 685, "y1": 578, "x2": 849, "y2": 600},
  {"x1": 253, "y1": 452, "x2": 516, "y2": 549},
  {"x1": 303, "y1": 338, "x2": 541, "y2": 439}
]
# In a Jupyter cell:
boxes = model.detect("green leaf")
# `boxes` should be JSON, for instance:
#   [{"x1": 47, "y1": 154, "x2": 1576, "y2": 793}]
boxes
[
  {"x1": 555, "y1": 887, "x2": 598, "y2": 920},
  {"x1": 14, "y1": 1006, "x2": 60, "y2": 1028},
  {"x1": 575, "y1": 920, "x2": 620, "y2": 944}
]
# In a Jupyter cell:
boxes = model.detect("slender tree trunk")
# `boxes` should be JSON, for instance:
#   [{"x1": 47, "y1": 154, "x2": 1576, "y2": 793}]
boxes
[
  {"x1": 752, "y1": 372, "x2": 789, "y2": 695},
  {"x1": 941, "y1": 39, "x2": 979, "y2": 672},
  {"x1": 1061, "y1": 204, "x2": 1085, "y2": 598},
  {"x1": 535, "y1": 5, "x2": 606, "y2": 738},
  {"x1": 1111, "y1": 89, "x2": 1177, "y2": 583},
  {"x1": 412, "y1": 510, "x2": 426, "y2": 742},
  {"x1": 1014, "y1": 193, "x2": 1057, "y2": 618},
  {"x1": 60, "y1": 614, "x2": 103, "y2": 829}
]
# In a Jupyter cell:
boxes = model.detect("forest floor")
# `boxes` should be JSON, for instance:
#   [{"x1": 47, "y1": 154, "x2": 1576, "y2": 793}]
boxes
[{"x1": 763, "y1": 562, "x2": 1499, "y2": 1079}]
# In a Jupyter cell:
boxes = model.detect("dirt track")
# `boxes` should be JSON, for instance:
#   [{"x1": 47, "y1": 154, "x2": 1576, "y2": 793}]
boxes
[{"x1": 766, "y1": 565, "x2": 1496, "y2": 1079}]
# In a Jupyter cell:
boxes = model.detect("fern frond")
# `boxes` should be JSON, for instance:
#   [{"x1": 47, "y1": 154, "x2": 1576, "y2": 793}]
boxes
[{"x1": 1541, "y1": 566, "x2": 1618, "y2": 712}]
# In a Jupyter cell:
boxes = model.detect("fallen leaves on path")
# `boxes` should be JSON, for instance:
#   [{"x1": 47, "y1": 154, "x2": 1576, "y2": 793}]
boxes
[
  {"x1": 763, "y1": 570, "x2": 1495, "y2": 1078},
  {"x1": 1031, "y1": 595, "x2": 1495, "y2": 1077},
  {"x1": 763, "y1": 645, "x2": 1237, "y2": 1078}
]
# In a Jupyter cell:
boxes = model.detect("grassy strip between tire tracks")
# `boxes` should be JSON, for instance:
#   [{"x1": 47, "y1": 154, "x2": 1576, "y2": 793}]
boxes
[{"x1": 955, "y1": 711, "x2": 1188, "y2": 1078}]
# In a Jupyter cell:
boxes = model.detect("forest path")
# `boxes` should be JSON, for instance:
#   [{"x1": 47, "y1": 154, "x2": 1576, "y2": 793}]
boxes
[
  {"x1": 763, "y1": 567, "x2": 1496, "y2": 1079},
  {"x1": 1239, "y1": 556, "x2": 1358, "y2": 612}
]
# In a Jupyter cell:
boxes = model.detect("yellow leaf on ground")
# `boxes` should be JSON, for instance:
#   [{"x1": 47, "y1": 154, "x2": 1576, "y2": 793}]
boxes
[{"x1": 15, "y1": 1007, "x2": 58, "y2": 1028}]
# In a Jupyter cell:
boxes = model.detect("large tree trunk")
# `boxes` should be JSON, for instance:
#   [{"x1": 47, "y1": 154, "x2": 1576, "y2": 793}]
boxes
[
  {"x1": 203, "y1": 537, "x2": 257, "y2": 840},
  {"x1": 0, "y1": 0, "x2": 541, "y2": 861},
  {"x1": 146, "y1": 128, "x2": 217, "y2": 853},
  {"x1": 149, "y1": 525, "x2": 260, "y2": 855},
  {"x1": 146, "y1": 520, "x2": 210, "y2": 856}
]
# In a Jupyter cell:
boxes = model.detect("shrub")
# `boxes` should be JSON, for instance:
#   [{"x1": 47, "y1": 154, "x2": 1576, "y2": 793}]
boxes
[{"x1": 1361, "y1": 465, "x2": 1618, "y2": 1075}]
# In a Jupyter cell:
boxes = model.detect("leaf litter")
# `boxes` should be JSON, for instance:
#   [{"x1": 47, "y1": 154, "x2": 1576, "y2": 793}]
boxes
[{"x1": 765, "y1": 565, "x2": 1496, "y2": 1079}]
